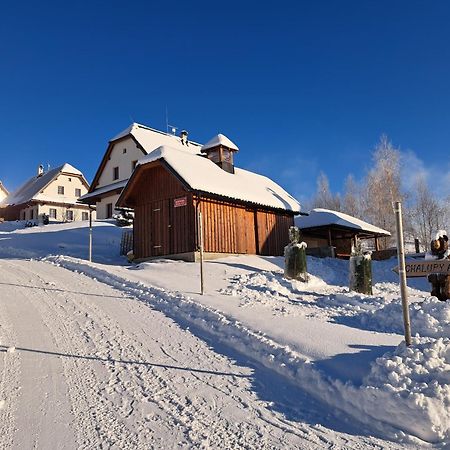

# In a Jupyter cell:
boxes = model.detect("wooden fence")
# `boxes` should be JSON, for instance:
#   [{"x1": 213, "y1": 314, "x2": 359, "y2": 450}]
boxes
[{"x1": 120, "y1": 230, "x2": 134, "y2": 256}]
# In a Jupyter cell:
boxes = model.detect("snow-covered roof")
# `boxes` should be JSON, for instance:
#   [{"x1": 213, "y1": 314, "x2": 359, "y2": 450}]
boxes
[
  {"x1": 124, "y1": 145, "x2": 300, "y2": 212},
  {"x1": 1, "y1": 163, "x2": 87, "y2": 207},
  {"x1": 0, "y1": 181, "x2": 8, "y2": 195},
  {"x1": 201, "y1": 134, "x2": 239, "y2": 152},
  {"x1": 111, "y1": 123, "x2": 202, "y2": 155},
  {"x1": 295, "y1": 208, "x2": 390, "y2": 236},
  {"x1": 79, "y1": 179, "x2": 128, "y2": 202}
]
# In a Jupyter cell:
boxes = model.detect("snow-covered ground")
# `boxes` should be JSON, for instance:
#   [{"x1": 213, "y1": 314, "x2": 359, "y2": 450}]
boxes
[{"x1": 0, "y1": 220, "x2": 449, "y2": 448}]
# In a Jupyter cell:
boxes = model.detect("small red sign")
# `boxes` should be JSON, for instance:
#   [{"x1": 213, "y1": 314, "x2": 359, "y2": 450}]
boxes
[{"x1": 174, "y1": 196, "x2": 187, "y2": 208}]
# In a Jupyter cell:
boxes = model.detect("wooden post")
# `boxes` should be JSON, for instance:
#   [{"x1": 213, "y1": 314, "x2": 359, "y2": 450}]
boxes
[
  {"x1": 375, "y1": 236, "x2": 379, "y2": 251},
  {"x1": 414, "y1": 238, "x2": 420, "y2": 254},
  {"x1": 198, "y1": 210, "x2": 204, "y2": 295},
  {"x1": 393, "y1": 201, "x2": 412, "y2": 346},
  {"x1": 89, "y1": 206, "x2": 93, "y2": 262}
]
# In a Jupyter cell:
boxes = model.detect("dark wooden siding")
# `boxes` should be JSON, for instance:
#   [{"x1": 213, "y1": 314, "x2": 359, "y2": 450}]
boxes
[
  {"x1": 128, "y1": 162, "x2": 294, "y2": 259},
  {"x1": 256, "y1": 211, "x2": 293, "y2": 256},
  {"x1": 198, "y1": 198, "x2": 293, "y2": 256},
  {"x1": 131, "y1": 165, "x2": 195, "y2": 259}
]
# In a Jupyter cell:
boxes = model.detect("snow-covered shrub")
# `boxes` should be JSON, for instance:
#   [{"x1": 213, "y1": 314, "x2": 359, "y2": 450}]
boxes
[{"x1": 113, "y1": 211, "x2": 134, "y2": 227}]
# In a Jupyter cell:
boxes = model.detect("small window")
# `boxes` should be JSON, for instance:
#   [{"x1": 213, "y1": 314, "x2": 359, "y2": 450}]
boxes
[
  {"x1": 113, "y1": 167, "x2": 119, "y2": 180},
  {"x1": 58, "y1": 186, "x2": 64, "y2": 195},
  {"x1": 66, "y1": 210, "x2": 74, "y2": 221},
  {"x1": 75, "y1": 188, "x2": 81, "y2": 197},
  {"x1": 106, "y1": 203, "x2": 113, "y2": 218},
  {"x1": 68, "y1": 177, "x2": 72, "y2": 182},
  {"x1": 30, "y1": 209, "x2": 34, "y2": 220},
  {"x1": 123, "y1": 148, "x2": 127, "y2": 154},
  {"x1": 132, "y1": 160, "x2": 138, "y2": 170},
  {"x1": 82, "y1": 212, "x2": 89, "y2": 221},
  {"x1": 49, "y1": 208, "x2": 57, "y2": 219}
]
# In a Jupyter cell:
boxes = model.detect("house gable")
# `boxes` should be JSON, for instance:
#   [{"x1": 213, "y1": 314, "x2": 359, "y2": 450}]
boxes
[
  {"x1": 39, "y1": 172, "x2": 89, "y2": 202},
  {"x1": 94, "y1": 136, "x2": 145, "y2": 190},
  {"x1": 119, "y1": 160, "x2": 189, "y2": 208}
]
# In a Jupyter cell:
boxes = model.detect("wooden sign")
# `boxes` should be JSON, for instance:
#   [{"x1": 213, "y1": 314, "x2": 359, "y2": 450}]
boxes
[
  {"x1": 393, "y1": 260, "x2": 450, "y2": 278},
  {"x1": 173, "y1": 196, "x2": 187, "y2": 208}
]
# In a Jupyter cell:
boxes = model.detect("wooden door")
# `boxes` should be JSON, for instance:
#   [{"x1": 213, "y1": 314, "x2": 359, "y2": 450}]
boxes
[{"x1": 150, "y1": 200, "x2": 170, "y2": 257}]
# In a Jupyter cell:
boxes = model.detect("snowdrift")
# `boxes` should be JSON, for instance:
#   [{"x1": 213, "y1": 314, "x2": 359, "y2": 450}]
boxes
[{"x1": 44, "y1": 254, "x2": 450, "y2": 443}]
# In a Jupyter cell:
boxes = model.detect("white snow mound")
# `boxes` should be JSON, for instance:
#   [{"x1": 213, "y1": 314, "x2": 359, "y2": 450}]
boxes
[
  {"x1": 358, "y1": 297, "x2": 450, "y2": 338},
  {"x1": 360, "y1": 337, "x2": 450, "y2": 442}
]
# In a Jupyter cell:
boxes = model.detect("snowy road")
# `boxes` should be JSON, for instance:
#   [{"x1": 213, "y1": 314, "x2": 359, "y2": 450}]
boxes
[{"x1": 0, "y1": 259, "x2": 409, "y2": 449}]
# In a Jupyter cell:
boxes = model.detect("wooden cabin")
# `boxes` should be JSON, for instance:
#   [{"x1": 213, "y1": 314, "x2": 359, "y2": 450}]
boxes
[
  {"x1": 295, "y1": 208, "x2": 391, "y2": 258},
  {"x1": 117, "y1": 134, "x2": 301, "y2": 261}
]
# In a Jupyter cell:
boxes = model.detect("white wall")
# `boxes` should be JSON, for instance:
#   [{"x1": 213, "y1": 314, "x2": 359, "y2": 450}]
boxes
[
  {"x1": 96, "y1": 193, "x2": 121, "y2": 220},
  {"x1": 19, "y1": 203, "x2": 95, "y2": 222},
  {"x1": 42, "y1": 173, "x2": 88, "y2": 201},
  {"x1": 97, "y1": 138, "x2": 143, "y2": 189}
]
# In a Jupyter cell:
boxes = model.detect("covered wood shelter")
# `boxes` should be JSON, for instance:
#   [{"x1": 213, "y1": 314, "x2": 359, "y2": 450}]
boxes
[
  {"x1": 117, "y1": 135, "x2": 301, "y2": 262},
  {"x1": 295, "y1": 208, "x2": 391, "y2": 258}
]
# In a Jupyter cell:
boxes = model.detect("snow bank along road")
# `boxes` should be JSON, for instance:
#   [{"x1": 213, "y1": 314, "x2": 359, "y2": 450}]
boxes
[{"x1": 0, "y1": 259, "x2": 413, "y2": 449}]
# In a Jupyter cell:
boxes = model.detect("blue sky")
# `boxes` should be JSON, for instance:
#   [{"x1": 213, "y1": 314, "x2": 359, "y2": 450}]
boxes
[{"x1": 1, "y1": 1, "x2": 449, "y2": 201}]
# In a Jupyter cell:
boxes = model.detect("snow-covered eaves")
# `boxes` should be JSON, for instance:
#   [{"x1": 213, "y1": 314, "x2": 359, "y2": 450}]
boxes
[
  {"x1": 112, "y1": 123, "x2": 203, "y2": 155},
  {"x1": 1, "y1": 163, "x2": 87, "y2": 207},
  {"x1": 295, "y1": 208, "x2": 390, "y2": 236},
  {"x1": 131, "y1": 146, "x2": 301, "y2": 213},
  {"x1": 79, "y1": 180, "x2": 128, "y2": 203}
]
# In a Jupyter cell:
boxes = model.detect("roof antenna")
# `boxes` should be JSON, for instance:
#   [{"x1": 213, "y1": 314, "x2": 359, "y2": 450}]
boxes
[
  {"x1": 47, "y1": 162, "x2": 51, "y2": 172},
  {"x1": 165, "y1": 106, "x2": 169, "y2": 134}
]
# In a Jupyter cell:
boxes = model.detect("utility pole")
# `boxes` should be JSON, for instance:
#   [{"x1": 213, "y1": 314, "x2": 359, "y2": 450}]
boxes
[{"x1": 393, "y1": 201, "x2": 412, "y2": 346}]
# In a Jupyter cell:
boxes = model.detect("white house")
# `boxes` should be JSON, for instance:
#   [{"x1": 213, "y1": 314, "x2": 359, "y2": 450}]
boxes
[
  {"x1": 0, "y1": 163, "x2": 94, "y2": 222},
  {"x1": 0, "y1": 181, "x2": 8, "y2": 203},
  {"x1": 80, "y1": 123, "x2": 202, "y2": 219}
]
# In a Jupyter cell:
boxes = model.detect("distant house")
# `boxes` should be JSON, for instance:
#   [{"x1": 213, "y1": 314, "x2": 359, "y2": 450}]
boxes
[
  {"x1": 80, "y1": 123, "x2": 203, "y2": 219},
  {"x1": 117, "y1": 134, "x2": 301, "y2": 261},
  {"x1": 0, "y1": 164, "x2": 94, "y2": 222},
  {"x1": 295, "y1": 208, "x2": 390, "y2": 257},
  {"x1": 0, "y1": 181, "x2": 8, "y2": 203}
]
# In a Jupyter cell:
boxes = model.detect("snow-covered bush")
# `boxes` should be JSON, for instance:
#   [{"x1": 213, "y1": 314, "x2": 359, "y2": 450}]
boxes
[{"x1": 113, "y1": 210, "x2": 134, "y2": 227}]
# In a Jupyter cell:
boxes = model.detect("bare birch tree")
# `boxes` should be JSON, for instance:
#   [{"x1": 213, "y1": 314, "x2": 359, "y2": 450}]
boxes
[
  {"x1": 342, "y1": 174, "x2": 361, "y2": 218},
  {"x1": 363, "y1": 135, "x2": 403, "y2": 249},
  {"x1": 312, "y1": 171, "x2": 341, "y2": 211},
  {"x1": 410, "y1": 177, "x2": 449, "y2": 250}
]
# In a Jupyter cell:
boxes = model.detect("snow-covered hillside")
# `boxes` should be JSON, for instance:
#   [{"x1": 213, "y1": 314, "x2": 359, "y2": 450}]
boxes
[{"x1": 0, "y1": 220, "x2": 449, "y2": 447}]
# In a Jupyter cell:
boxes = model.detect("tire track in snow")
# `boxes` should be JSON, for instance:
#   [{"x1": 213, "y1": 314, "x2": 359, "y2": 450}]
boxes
[
  {"x1": 0, "y1": 297, "x2": 20, "y2": 450},
  {"x1": 29, "y1": 265, "x2": 303, "y2": 449},
  {"x1": 2, "y1": 260, "x2": 324, "y2": 449}
]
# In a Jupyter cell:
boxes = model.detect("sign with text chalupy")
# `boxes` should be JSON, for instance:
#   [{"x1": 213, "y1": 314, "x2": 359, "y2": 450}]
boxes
[{"x1": 393, "y1": 259, "x2": 450, "y2": 278}]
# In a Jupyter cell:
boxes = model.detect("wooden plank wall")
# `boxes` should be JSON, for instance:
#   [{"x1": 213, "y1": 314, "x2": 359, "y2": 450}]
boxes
[
  {"x1": 132, "y1": 165, "x2": 195, "y2": 259},
  {"x1": 130, "y1": 163, "x2": 294, "y2": 259},
  {"x1": 198, "y1": 198, "x2": 293, "y2": 256},
  {"x1": 256, "y1": 211, "x2": 293, "y2": 256},
  {"x1": 198, "y1": 199, "x2": 256, "y2": 254}
]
